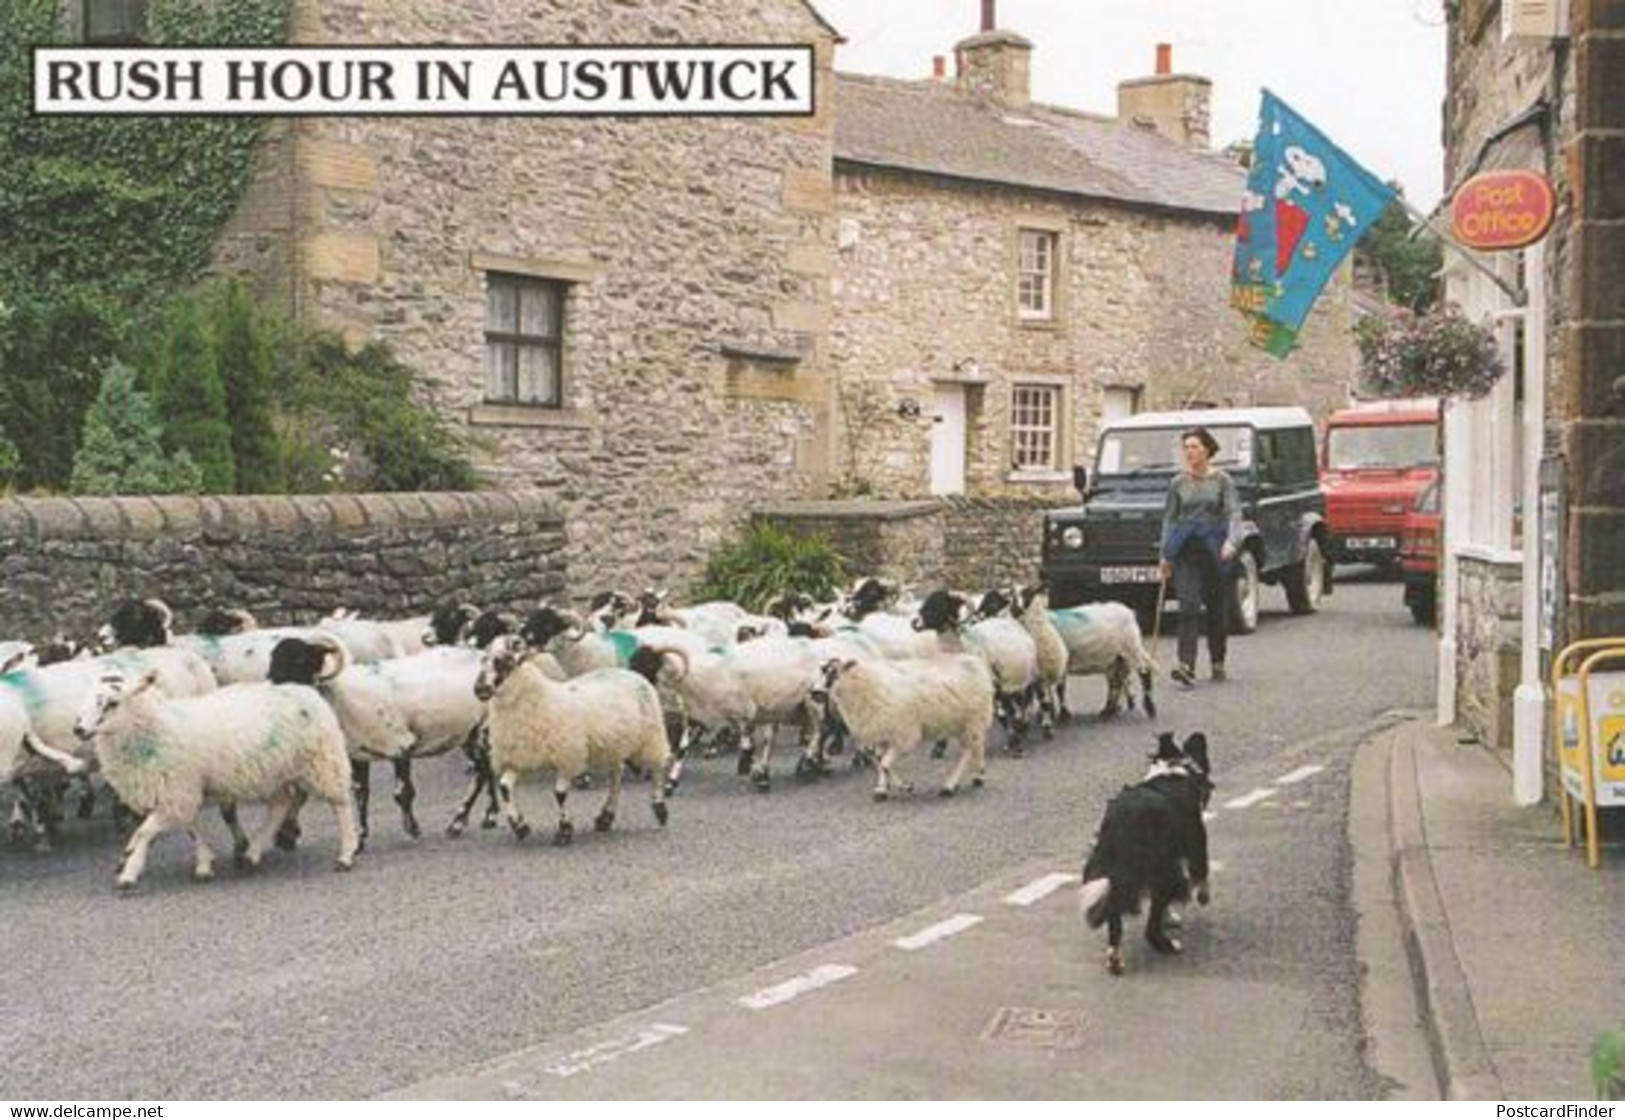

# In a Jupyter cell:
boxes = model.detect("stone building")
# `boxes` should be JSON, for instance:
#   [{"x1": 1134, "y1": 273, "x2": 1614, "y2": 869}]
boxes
[
  {"x1": 1435, "y1": 0, "x2": 1624, "y2": 805},
  {"x1": 207, "y1": 0, "x2": 842, "y2": 596},
  {"x1": 826, "y1": 18, "x2": 1361, "y2": 500}
]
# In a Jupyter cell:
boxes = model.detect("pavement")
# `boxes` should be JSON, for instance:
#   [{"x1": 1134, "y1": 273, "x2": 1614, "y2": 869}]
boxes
[{"x1": 388, "y1": 716, "x2": 1624, "y2": 1101}]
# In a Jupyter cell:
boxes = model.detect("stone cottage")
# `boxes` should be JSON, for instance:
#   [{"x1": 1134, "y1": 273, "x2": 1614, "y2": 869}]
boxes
[
  {"x1": 1434, "y1": 0, "x2": 1625, "y2": 808},
  {"x1": 826, "y1": 15, "x2": 1360, "y2": 500},
  {"x1": 202, "y1": 0, "x2": 843, "y2": 596}
]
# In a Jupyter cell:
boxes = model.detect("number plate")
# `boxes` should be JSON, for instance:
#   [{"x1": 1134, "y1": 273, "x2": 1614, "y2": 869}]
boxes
[
  {"x1": 1100, "y1": 565, "x2": 1163, "y2": 584},
  {"x1": 1345, "y1": 537, "x2": 1397, "y2": 550}
]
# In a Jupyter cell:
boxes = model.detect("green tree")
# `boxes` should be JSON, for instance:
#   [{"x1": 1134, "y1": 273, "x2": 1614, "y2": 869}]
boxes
[
  {"x1": 146, "y1": 298, "x2": 236, "y2": 493},
  {"x1": 70, "y1": 360, "x2": 203, "y2": 495},
  {"x1": 210, "y1": 279, "x2": 281, "y2": 492},
  {"x1": 1357, "y1": 199, "x2": 1443, "y2": 313}
]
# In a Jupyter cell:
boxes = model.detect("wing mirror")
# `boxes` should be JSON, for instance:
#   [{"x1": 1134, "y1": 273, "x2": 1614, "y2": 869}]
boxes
[{"x1": 1072, "y1": 465, "x2": 1090, "y2": 496}]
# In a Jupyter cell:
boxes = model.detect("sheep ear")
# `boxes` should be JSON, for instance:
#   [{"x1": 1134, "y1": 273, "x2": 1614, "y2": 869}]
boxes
[
  {"x1": 134, "y1": 669, "x2": 162, "y2": 694},
  {"x1": 841, "y1": 658, "x2": 858, "y2": 673}
]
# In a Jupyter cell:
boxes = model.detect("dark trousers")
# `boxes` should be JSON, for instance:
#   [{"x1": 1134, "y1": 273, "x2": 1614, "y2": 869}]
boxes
[{"x1": 1172, "y1": 542, "x2": 1229, "y2": 671}]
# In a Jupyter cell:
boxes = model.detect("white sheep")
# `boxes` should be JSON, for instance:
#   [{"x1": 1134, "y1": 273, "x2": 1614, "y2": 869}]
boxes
[
  {"x1": 474, "y1": 635, "x2": 679, "y2": 846},
  {"x1": 1048, "y1": 602, "x2": 1158, "y2": 719},
  {"x1": 71, "y1": 667, "x2": 359, "y2": 888},
  {"x1": 919, "y1": 590, "x2": 1039, "y2": 753},
  {"x1": 977, "y1": 585, "x2": 1068, "y2": 737},
  {"x1": 814, "y1": 650, "x2": 993, "y2": 801}
]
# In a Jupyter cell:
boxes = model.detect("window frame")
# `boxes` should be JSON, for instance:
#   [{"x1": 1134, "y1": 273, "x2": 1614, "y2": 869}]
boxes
[
  {"x1": 1016, "y1": 228, "x2": 1058, "y2": 321},
  {"x1": 483, "y1": 272, "x2": 565, "y2": 410},
  {"x1": 1009, "y1": 381, "x2": 1064, "y2": 474}
]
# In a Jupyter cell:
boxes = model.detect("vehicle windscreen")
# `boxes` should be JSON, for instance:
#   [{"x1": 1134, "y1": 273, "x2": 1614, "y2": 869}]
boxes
[
  {"x1": 1096, "y1": 426, "x2": 1253, "y2": 476},
  {"x1": 1326, "y1": 424, "x2": 1439, "y2": 471}
]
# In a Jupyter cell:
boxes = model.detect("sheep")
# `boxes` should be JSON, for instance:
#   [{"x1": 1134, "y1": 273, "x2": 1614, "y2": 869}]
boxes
[
  {"x1": 1047, "y1": 602, "x2": 1158, "y2": 720},
  {"x1": 919, "y1": 590, "x2": 1039, "y2": 754},
  {"x1": 171, "y1": 602, "x2": 420, "y2": 685},
  {"x1": 70, "y1": 666, "x2": 359, "y2": 888},
  {"x1": 977, "y1": 585, "x2": 1068, "y2": 737},
  {"x1": 812, "y1": 649, "x2": 993, "y2": 801},
  {"x1": 836, "y1": 578, "x2": 939, "y2": 661},
  {"x1": 473, "y1": 635, "x2": 680, "y2": 846}
]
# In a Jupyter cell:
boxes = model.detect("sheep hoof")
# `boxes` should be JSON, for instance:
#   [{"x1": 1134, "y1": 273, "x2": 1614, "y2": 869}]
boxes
[
  {"x1": 445, "y1": 819, "x2": 466, "y2": 839},
  {"x1": 8, "y1": 820, "x2": 26, "y2": 844},
  {"x1": 572, "y1": 774, "x2": 593, "y2": 790},
  {"x1": 971, "y1": 776, "x2": 984, "y2": 788},
  {"x1": 735, "y1": 749, "x2": 756, "y2": 777},
  {"x1": 553, "y1": 823, "x2": 574, "y2": 847},
  {"x1": 193, "y1": 868, "x2": 215, "y2": 883},
  {"x1": 662, "y1": 778, "x2": 681, "y2": 798},
  {"x1": 114, "y1": 877, "x2": 138, "y2": 892},
  {"x1": 333, "y1": 858, "x2": 354, "y2": 873},
  {"x1": 1041, "y1": 726, "x2": 1055, "y2": 741},
  {"x1": 594, "y1": 811, "x2": 615, "y2": 833},
  {"x1": 794, "y1": 756, "x2": 819, "y2": 781},
  {"x1": 403, "y1": 817, "x2": 422, "y2": 839},
  {"x1": 274, "y1": 822, "x2": 301, "y2": 852},
  {"x1": 938, "y1": 786, "x2": 956, "y2": 799},
  {"x1": 929, "y1": 741, "x2": 948, "y2": 759},
  {"x1": 512, "y1": 822, "x2": 532, "y2": 841},
  {"x1": 1144, "y1": 697, "x2": 1158, "y2": 720},
  {"x1": 653, "y1": 801, "x2": 669, "y2": 827},
  {"x1": 750, "y1": 771, "x2": 771, "y2": 793},
  {"x1": 481, "y1": 813, "x2": 499, "y2": 830},
  {"x1": 1107, "y1": 950, "x2": 1124, "y2": 976},
  {"x1": 872, "y1": 789, "x2": 889, "y2": 802}
]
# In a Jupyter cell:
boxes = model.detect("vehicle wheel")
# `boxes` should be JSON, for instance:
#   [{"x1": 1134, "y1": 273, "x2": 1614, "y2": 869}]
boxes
[
  {"x1": 1228, "y1": 551, "x2": 1261, "y2": 635},
  {"x1": 1284, "y1": 537, "x2": 1325, "y2": 615},
  {"x1": 1408, "y1": 589, "x2": 1436, "y2": 627}
]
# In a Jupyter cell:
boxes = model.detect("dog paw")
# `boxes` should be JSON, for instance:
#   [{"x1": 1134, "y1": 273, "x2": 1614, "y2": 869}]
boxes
[{"x1": 1196, "y1": 883, "x2": 1211, "y2": 907}]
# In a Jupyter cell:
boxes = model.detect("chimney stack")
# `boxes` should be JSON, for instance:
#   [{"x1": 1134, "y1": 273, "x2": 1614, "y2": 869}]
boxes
[
  {"x1": 954, "y1": 3, "x2": 1032, "y2": 107},
  {"x1": 933, "y1": 55, "x2": 946, "y2": 80},
  {"x1": 1117, "y1": 44, "x2": 1212, "y2": 149}
]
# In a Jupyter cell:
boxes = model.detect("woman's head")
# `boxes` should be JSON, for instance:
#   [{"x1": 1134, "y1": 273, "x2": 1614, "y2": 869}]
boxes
[{"x1": 1181, "y1": 426, "x2": 1220, "y2": 470}]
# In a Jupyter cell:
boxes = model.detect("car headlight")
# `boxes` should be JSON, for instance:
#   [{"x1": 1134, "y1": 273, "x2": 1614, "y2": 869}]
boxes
[{"x1": 1062, "y1": 526, "x2": 1084, "y2": 550}]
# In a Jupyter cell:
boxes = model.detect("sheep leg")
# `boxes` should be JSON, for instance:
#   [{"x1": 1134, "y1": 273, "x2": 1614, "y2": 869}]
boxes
[
  {"x1": 1057, "y1": 674, "x2": 1073, "y2": 723},
  {"x1": 594, "y1": 764, "x2": 623, "y2": 833},
  {"x1": 1037, "y1": 683, "x2": 1056, "y2": 739},
  {"x1": 1002, "y1": 693, "x2": 1026, "y2": 757},
  {"x1": 1140, "y1": 669, "x2": 1157, "y2": 720},
  {"x1": 872, "y1": 745, "x2": 902, "y2": 801},
  {"x1": 749, "y1": 726, "x2": 773, "y2": 792},
  {"x1": 1100, "y1": 660, "x2": 1128, "y2": 719},
  {"x1": 497, "y1": 769, "x2": 530, "y2": 841},
  {"x1": 9, "y1": 794, "x2": 34, "y2": 845},
  {"x1": 350, "y1": 759, "x2": 372, "y2": 851},
  {"x1": 274, "y1": 789, "x2": 306, "y2": 851},
  {"x1": 220, "y1": 802, "x2": 251, "y2": 867},
  {"x1": 75, "y1": 775, "x2": 97, "y2": 819},
  {"x1": 551, "y1": 779, "x2": 574, "y2": 846},
  {"x1": 243, "y1": 790, "x2": 297, "y2": 871},
  {"x1": 115, "y1": 810, "x2": 177, "y2": 889},
  {"x1": 1106, "y1": 913, "x2": 1125, "y2": 976},
  {"x1": 189, "y1": 827, "x2": 217, "y2": 882},
  {"x1": 392, "y1": 757, "x2": 422, "y2": 839}
]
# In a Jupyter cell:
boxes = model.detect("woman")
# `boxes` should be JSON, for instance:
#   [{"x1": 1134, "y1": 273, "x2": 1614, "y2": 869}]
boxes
[{"x1": 1158, "y1": 426, "x2": 1242, "y2": 686}]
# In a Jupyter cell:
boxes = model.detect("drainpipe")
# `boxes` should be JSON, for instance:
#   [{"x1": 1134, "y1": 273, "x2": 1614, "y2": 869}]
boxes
[{"x1": 1512, "y1": 241, "x2": 1547, "y2": 805}]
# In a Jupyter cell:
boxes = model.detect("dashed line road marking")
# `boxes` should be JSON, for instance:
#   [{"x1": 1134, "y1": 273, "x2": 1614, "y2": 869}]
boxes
[
  {"x1": 544, "y1": 1023, "x2": 689, "y2": 1078},
  {"x1": 1003, "y1": 873, "x2": 1078, "y2": 907},
  {"x1": 1223, "y1": 787, "x2": 1277, "y2": 810},
  {"x1": 737, "y1": 965, "x2": 859, "y2": 1011},
  {"x1": 1274, "y1": 764, "x2": 1325, "y2": 786},
  {"x1": 892, "y1": 913, "x2": 983, "y2": 951}
]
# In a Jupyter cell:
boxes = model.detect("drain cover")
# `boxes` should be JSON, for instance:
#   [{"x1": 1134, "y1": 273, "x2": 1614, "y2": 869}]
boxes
[{"x1": 981, "y1": 1007, "x2": 1086, "y2": 1049}]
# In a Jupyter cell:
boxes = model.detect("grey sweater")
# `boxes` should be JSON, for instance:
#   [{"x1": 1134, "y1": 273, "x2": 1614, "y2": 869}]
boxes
[{"x1": 1160, "y1": 470, "x2": 1243, "y2": 560}]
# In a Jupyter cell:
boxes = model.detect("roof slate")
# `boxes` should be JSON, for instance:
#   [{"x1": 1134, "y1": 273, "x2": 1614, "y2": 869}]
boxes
[{"x1": 833, "y1": 72, "x2": 1246, "y2": 220}]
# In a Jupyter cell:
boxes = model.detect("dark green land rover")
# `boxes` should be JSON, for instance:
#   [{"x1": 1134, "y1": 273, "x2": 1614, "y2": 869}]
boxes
[{"x1": 1041, "y1": 406, "x2": 1331, "y2": 633}]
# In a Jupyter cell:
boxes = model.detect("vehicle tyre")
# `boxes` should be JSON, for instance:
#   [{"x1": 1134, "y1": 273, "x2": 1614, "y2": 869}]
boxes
[
  {"x1": 1227, "y1": 551, "x2": 1260, "y2": 635},
  {"x1": 1408, "y1": 588, "x2": 1437, "y2": 627},
  {"x1": 1284, "y1": 537, "x2": 1325, "y2": 615}
]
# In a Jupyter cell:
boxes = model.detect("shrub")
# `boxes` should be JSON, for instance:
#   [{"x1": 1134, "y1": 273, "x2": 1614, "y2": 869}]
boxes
[
  {"x1": 144, "y1": 297, "x2": 236, "y2": 492},
  {"x1": 70, "y1": 360, "x2": 203, "y2": 495},
  {"x1": 694, "y1": 521, "x2": 848, "y2": 613},
  {"x1": 1355, "y1": 304, "x2": 1506, "y2": 400},
  {"x1": 210, "y1": 279, "x2": 281, "y2": 492}
]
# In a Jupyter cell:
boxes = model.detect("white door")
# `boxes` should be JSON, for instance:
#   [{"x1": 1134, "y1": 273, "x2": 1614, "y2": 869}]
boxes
[{"x1": 930, "y1": 384, "x2": 967, "y2": 495}]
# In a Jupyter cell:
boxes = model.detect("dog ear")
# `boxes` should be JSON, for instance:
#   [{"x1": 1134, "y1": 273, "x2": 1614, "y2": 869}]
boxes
[
  {"x1": 1151, "y1": 731, "x2": 1181, "y2": 762},
  {"x1": 1181, "y1": 731, "x2": 1211, "y2": 774}
]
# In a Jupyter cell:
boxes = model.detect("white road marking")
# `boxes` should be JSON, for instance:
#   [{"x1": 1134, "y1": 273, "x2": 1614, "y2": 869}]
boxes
[
  {"x1": 1003, "y1": 873, "x2": 1079, "y2": 907},
  {"x1": 892, "y1": 913, "x2": 983, "y2": 951},
  {"x1": 544, "y1": 1023, "x2": 689, "y2": 1078},
  {"x1": 1223, "y1": 787, "x2": 1277, "y2": 810},
  {"x1": 1210, "y1": 860, "x2": 1225, "y2": 873},
  {"x1": 737, "y1": 964, "x2": 859, "y2": 1011},
  {"x1": 1274, "y1": 764, "x2": 1325, "y2": 786}
]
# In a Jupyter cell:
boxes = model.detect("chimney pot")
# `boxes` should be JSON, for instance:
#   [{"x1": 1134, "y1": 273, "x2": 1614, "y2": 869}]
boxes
[
  {"x1": 981, "y1": 0, "x2": 996, "y2": 32},
  {"x1": 933, "y1": 55, "x2": 946, "y2": 80},
  {"x1": 1156, "y1": 43, "x2": 1172, "y2": 75}
]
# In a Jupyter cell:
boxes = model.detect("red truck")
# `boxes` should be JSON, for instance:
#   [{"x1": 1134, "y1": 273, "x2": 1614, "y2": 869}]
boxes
[{"x1": 1320, "y1": 399, "x2": 1441, "y2": 573}]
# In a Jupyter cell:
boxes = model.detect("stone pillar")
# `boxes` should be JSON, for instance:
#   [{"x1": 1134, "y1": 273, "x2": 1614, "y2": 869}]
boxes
[{"x1": 1564, "y1": 0, "x2": 1625, "y2": 639}]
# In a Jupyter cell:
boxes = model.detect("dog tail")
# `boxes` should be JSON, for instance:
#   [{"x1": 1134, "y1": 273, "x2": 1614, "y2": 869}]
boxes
[{"x1": 1079, "y1": 877, "x2": 1112, "y2": 929}]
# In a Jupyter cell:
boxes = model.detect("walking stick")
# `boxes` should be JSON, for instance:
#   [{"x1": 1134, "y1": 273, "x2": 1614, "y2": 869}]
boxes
[{"x1": 1148, "y1": 568, "x2": 1169, "y2": 670}]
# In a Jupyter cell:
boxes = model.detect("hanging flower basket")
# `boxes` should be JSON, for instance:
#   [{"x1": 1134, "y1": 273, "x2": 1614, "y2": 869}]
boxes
[{"x1": 1354, "y1": 304, "x2": 1507, "y2": 400}]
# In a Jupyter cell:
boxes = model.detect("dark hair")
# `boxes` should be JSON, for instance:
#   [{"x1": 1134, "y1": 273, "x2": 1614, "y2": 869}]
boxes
[{"x1": 1182, "y1": 426, "x2": 1220, "y2": 458}]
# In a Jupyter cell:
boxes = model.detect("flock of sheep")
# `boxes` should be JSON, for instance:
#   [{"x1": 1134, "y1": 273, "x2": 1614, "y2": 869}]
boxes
[{"x1": 0, "y1": 577, "x2": 1157, "y2": 888}]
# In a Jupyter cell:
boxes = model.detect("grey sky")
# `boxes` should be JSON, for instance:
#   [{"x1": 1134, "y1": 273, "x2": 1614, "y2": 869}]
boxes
[{"x1": 811, "y1": 0, "x2": 1448, "y2": 209}]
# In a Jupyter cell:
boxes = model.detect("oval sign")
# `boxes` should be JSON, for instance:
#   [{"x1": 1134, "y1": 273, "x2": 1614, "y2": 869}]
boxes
[{"x1": 1451, "y1": 169, "x2": 1556, "y2": 250}]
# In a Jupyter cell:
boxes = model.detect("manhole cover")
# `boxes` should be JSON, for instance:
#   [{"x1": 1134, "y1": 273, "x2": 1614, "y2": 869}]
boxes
[{"x1": 981, "y1": 1007, "x2": 1086, "y2": 1049}]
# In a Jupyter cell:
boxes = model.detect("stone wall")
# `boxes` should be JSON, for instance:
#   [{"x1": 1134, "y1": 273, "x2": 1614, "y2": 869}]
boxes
[
  {"x1": 0, "y1": 492, "x2": 564, "y2": 643},
  {"x1": 1455, "y1": 551, "x2": 1523, "y2": 754},
  {"x1": 829, "y1": 169, "x2": 1358, "y2": 499},
  {"x1": 214, "y1": 0, "x2": 840, "y2": 601},
  {"x1": 758, "y1": 496, "x2": 1054, "y2": 593}
]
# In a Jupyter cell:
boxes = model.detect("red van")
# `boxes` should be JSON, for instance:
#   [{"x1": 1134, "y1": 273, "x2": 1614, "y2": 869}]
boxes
[
  {"x1": 1400, "y1": 477, "x2": 1441, "y2": 625},
  {"x1": 1320, "y1": 399, "x2": 1441, "y2": 572}
]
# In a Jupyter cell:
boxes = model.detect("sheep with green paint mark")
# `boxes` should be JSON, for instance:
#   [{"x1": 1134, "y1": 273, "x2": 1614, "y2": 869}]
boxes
[{"x1": 71, "y1": 668, "x2": 359, "y2": 888}]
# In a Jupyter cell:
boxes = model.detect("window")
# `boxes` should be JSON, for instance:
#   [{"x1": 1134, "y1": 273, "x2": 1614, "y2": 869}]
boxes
[
  {"x1": 1011, "y1": 384, "x2": 1061, "y2": 471},
  {"x1": 84, "y1": 0, "x2": 147, "y2": 43},
  {"x1": 1017, "y1": 229, "x2": 1057, "y2": 320},
  {"x1": 484, "y1": 274, "x2": 563, "y2": 407}
]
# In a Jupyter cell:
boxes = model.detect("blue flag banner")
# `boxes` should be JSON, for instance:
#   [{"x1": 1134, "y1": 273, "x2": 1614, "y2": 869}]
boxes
[{"x1": 1232, "y1": 90, "x2": 1396, "y2": 356}]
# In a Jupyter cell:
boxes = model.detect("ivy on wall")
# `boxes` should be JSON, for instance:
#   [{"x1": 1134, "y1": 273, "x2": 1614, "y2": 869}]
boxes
[{"x1": 0, "y1": 0, "x2": 288, "y2": 489}]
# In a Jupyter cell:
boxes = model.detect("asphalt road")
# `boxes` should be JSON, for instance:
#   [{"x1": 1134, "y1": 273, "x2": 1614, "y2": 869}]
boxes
[{"x1": 0, "y1": 570, "x2": 1433, "y2": 1099}]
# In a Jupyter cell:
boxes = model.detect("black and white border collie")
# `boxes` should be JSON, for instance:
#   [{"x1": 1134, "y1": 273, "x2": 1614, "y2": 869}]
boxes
[{"x1": 1079, "y1": 731, "x2": 1214, "y2": 975}]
